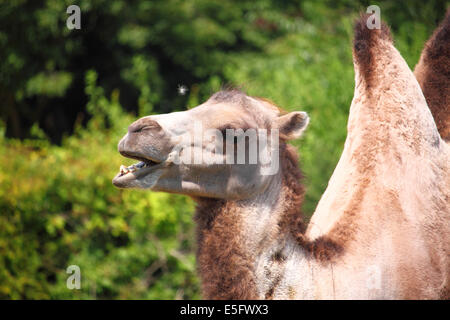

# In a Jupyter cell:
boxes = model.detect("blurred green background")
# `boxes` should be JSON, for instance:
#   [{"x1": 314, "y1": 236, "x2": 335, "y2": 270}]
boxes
[{"x1": 0, "y1": 0, "x2": 448, "y2": 299}]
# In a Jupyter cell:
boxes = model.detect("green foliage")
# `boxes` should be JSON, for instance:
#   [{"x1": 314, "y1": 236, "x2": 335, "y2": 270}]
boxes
[
  {"x1": 0, "y1": 73, "x2": 198, "y2": 299},
  {"x1": 0, "y1": 0, "x2": 447, "y2": 299},
  {"x1": 24, "y1": 71, "x2": 72, "y2": 99},
  {"x1": 0, "y1": 0, "x2": 294, "y2": 140}
]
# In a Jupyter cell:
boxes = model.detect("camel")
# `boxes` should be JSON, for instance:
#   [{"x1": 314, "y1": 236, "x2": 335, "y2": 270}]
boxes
[{"x1": 112, "y1": 14, "x2": 449, "y2": 299}]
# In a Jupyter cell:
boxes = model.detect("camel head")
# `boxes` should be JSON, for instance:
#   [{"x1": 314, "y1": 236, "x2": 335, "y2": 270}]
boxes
[{"x1": 112, "y1": 89, "x2": 309, "y2": 199}]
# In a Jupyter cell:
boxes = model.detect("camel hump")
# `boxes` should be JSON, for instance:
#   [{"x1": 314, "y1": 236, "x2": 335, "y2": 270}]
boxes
[
  {"x1": 352, "y1": 13, "x2": 393, "y2": 88},
  {"x1": 414, "y1": 9, "x2": 450, "y2": 141}
]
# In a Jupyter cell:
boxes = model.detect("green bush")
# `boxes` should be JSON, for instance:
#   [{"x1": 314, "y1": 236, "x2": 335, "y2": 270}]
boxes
[{"x1": 0, "y1": 72, "x2": 198, "y2": 299}]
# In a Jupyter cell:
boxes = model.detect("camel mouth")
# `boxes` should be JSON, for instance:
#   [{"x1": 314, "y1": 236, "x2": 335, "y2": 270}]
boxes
[
  {"x1": 118, "y1": 160, "x2": 159, "y2": 177},
  {"x1": 112, "y1": 151, "x2": 165, "y2": 188},
  {"x1": 117, "y1": 151, "x2": 162, "y2": 176}
]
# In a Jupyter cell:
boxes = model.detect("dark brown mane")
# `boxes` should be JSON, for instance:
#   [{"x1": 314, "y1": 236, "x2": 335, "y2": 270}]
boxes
[
  {"x1": 414, "y1": 9, "x2": 450, "y2": 141},
  {"x1": 194, "y1": 192, "x2": 259, "y2": 300},
  {"x1": 353, "y1": 13, "x2": 393, "y2": 92}
]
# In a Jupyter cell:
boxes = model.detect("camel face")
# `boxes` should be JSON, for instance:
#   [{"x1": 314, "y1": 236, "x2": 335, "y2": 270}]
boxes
[{"x1": 112, "y1": 90, "x2": 309, "y2": 199}]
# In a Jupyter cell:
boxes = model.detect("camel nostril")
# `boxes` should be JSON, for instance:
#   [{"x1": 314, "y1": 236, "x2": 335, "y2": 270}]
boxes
[{"x1": 128, "y1": 119, "x2": 162, "y2": 133}]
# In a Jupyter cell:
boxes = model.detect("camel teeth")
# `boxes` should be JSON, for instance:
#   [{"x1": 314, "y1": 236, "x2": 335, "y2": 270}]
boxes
[{"x1": 120, "y1": 162, "x2": 150, "y2": 176}]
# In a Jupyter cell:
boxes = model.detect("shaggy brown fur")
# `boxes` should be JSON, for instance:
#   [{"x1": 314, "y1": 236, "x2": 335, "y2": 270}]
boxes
[
  {"x1": 414, "y1": 9, "x2": 450, "y2": 141},
  {"x1": 194, "y1": 141, "x2": 343, "y2": 299},
  {"x1": 353, "y1": 14, "x2": 393, "y2": 95},
  {"x1": 194, "y1": 197, "x2": 259, "y2": 299}
]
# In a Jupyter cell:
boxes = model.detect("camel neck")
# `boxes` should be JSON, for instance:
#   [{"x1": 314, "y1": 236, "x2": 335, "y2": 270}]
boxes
[{"x1": 193, "y1": 144, "x2": 307, "y2": 299}]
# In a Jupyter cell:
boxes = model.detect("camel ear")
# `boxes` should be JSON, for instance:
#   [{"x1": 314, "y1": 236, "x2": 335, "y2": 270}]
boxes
[{"x1": 274, "y1": 111, "x2": 309, "y2": 140}]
